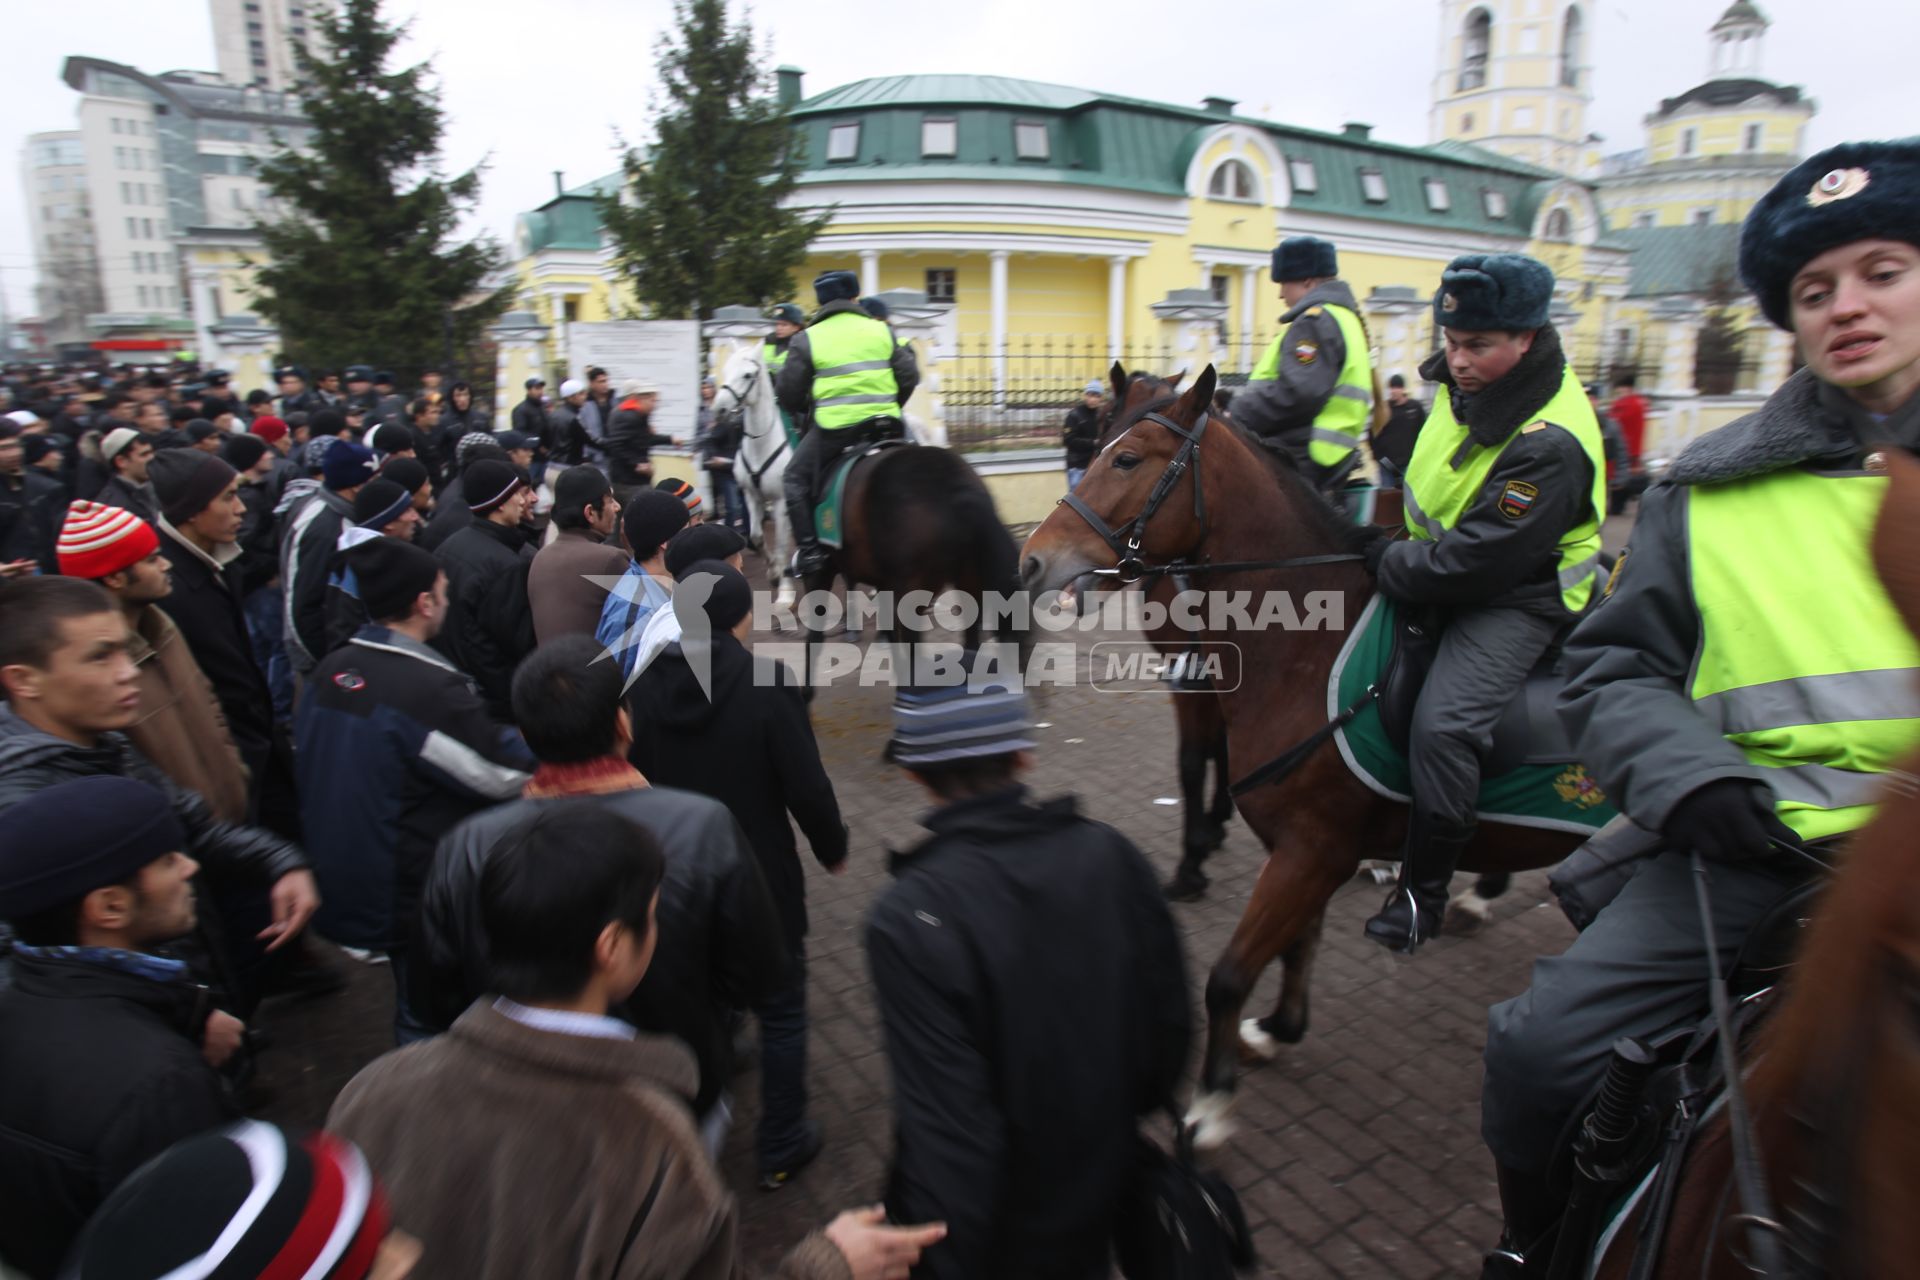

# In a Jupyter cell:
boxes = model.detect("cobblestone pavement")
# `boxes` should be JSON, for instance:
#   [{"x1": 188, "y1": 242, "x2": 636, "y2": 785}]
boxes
[{"x1": 250, "y1": 527, "x2": 1643, "y2": 1277}]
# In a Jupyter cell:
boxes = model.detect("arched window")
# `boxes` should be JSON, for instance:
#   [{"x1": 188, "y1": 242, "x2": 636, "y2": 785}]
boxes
[
  {"x1": 1460, "y1": 9, "x2": 1492, "y2": 91},
  {"x1": 1207, "y1": 159, "x2": 1256, "y2": 201},
  {"x1": 1560, "y1": 6, "x2": 1583, "y2": 89},
  {"x1": 1544, "y1": 207, "x2": 1574, "y2": 242}
]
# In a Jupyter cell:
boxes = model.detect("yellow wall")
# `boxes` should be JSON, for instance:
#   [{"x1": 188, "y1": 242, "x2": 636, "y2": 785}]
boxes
[{"x1": 1645, "y1": 107, "x2": 1805, "y2": 165}]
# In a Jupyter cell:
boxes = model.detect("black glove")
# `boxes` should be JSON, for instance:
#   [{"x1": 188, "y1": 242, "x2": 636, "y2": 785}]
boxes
[
  {"x1": 1660, "y1": 779, "x2": 1798, "y2": 863},
  {"x1": 1342, "y1": 524, "x2": 1390, "y2": 576}
]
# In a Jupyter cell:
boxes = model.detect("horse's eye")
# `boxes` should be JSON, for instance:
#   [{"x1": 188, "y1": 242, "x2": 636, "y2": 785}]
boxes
[{"x1": 1114, "y1": 453, "x2": 1141, "y2": 471}]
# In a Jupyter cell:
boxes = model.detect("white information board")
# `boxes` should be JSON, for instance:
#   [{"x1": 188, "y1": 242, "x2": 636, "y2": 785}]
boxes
[{"x1": 569, "y1": 320, "x2": 701, "y2": 440}]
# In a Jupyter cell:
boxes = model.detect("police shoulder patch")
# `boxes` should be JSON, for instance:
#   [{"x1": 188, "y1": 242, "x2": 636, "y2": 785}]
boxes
[
  {"x1": 1497, "y1": 479, "x2": 1539, "y2": 520},
  {"x1": 1293, "y1": 341, "x2": 1319, "y2": 365}
]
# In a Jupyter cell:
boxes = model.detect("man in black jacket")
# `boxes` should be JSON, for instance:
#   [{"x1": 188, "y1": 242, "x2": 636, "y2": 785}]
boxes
[
  {"x1": 415, "y1": 635, "x2": 788, "y2": 1150},
  {"x1": 95, "y1": 428, "x2": 157, "y2": 523},
  {"x1": 1060, "y1": 379, "x2": 1105, "y2": 491},
  {"x1": 0, "y1": 776, "x2": 242, "y2": 1279},
  {"x1": 869, "y1": 658, "x2": 1191, "y2": 1278},
  {"x1": 628, "y1": 558, "x2": 847, "y2": 1188},
  {"x1": 280, "y1": 439, "x2": 375, "y2": 678},
  {"x1": 433, "y1": 458, "x2": 537, "y2": 721},
  {"x1": 0, "y1": 577, "x2": 319, "y2": 998},
  {"x1": 0, "y1": 424, "x2": 65, "y2": 576},
  {"x1": 605, "y1": 380, "x2": 675, "y2": 501}
]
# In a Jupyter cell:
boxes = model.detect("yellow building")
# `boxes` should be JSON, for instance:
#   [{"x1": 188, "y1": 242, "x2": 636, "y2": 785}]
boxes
[
  {"x1": 1594, "y1": 1, "x2": 1812, "y2": 420},
  {"x1": 1429, "y1": 0, "x2": 1601, "y2": 178},
  {"x1": 510, "y1": 68, "x2": 1632, "y2": 418}
]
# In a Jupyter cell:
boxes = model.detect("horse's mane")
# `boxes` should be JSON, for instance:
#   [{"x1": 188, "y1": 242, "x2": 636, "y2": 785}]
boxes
[{"x1": 1114, "y1": 388, "x2": 1353, "y2": 550}]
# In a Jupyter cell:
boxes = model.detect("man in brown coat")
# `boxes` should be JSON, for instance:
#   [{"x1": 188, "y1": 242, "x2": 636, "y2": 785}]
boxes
[
  {"x1": 527, "y1": 465, "x2": 627, "y2": 645},
  {"x1": 330, "y1": 804, "x2": 943, "y2": 1280},
  {"x1": 56, "y1": 501, "x2": 250, "y2": 822}
]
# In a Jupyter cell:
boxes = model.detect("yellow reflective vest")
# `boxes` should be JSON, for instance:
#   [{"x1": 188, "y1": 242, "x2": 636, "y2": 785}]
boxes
[
  {"x1": 1401, "y1": 365, "x2": 1607, "y2": 613},
  {"x1": 1686, "y1": 466, "x2": 1920, "y2": 840},
  {"x1": 1250, "y1": 302, "x2": 1373, "y2": 468},
  {"x1": 806, "y1": 313, "x2": 899, "y2": 431}
]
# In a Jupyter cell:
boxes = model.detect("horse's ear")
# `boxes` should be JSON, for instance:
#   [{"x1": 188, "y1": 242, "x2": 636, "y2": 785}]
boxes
[
  {"x1": 1109, "y1": 361, "x2": 1128, "y2": 401},
  {"x1": 1172, "y1": 365, "x2": 1218, "y2": 423}
]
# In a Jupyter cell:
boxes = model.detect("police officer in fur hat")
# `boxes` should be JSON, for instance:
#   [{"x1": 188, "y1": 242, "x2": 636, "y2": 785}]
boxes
[
  {"x1": 1476, "y1": 139, "x2": 1920, "y2": 1276},
  {"x1": 1233, "y1": 236, "x2": 1378, "y2": 493},
  {"x1": 1347, "y1": 252, "x2": 1607, "y2": 955},
  {"x1": 775, "y1": 271, "x2": 919, "y2": 576}
]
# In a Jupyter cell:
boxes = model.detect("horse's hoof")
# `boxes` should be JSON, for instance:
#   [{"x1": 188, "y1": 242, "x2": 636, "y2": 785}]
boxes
[
  {"x1": 1163, "y1": 864, "x2": 1208, "y2": 902},
  {"x1": 1203, "y1": 823, "x2": 1229, "y2": 852},
  {"x1": 1259, "y1": 1010, "x2": 1308, "y2": 1045},
  {"x1": 1184, "y1": 1091, "x2": 1238, "y2": 1149},
  {"x1": 1238, "y1": 1017, "x2": 1279, "y2": 1063},
  {"x1": 1445, "y1": 887, "x2": 1494, "y2": 937}
]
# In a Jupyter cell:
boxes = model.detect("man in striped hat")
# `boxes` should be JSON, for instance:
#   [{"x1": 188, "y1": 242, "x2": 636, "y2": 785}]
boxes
[{"x1": 868, "y1": 653, "x2": 1191, "y2": 1277}]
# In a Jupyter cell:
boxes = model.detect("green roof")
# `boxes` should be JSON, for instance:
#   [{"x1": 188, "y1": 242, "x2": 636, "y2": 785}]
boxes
[
  {"x1": 519, "y1": 72, "x2": 1610, "y2": 247},
  {"x1": 1612, "y1": 225, "x2": 1744, "y2": 297}
]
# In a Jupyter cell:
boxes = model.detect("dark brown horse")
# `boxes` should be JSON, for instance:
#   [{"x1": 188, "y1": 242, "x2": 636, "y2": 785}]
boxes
[
  {"x1": 1022, "y1": 365, "x2": 1584, "y2": 1144},
  {"x1": 1592, "y1": 453, "x2": 1920, "y2": 1278},
  {"x1": 1092, "y1": 364, "x2": 1516, "y2": 918},
  {"x1": 798, "y1": 440, "x2": 1025, "y2": 682}
]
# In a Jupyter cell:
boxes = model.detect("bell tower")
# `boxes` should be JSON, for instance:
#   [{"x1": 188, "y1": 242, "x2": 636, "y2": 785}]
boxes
[{"x1": 1430, "y1": 0, "x2": 1596, "y2": 176}]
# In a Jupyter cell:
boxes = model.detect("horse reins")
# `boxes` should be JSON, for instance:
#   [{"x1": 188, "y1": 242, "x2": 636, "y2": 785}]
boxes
[{"x1": 1060, "y1": 408, "x2": 1365, "y2": 584}]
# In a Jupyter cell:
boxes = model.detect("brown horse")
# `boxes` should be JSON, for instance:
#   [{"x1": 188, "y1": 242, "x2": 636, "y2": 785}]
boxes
[
  {"x1": 1022, "y1": 365, "x2": 1585, "y2": 1143},
  {"x1": 1592, "y1": 455, "x2": 1920, "y2": 1278},
  {"x1": 797, "y1": 440, "x2": 1025, "y2": 684}
]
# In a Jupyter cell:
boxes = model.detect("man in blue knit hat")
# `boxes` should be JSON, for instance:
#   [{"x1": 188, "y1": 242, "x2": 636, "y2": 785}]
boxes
[
  {"x1": 776, "y1": 270, "x2": 919, "y2": 576},
  {"x1": 1346, "y1": 252, "x2": 1607, "y2": 955},
  {"x1": 1234, "y1": 235, "x2": 1378, "y2": 493},
  {"x1": 1477, "y1": 139, "x2": 1920, "y2": 1275},
  {"x1": 868, "y1": 652, "x2": 1190, "y2": 1278}
]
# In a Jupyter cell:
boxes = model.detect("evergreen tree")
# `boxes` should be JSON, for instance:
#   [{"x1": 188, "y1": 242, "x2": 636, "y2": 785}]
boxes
[
  {"x1": 251, "y1": 0, "x2": 511, "y2": 383},
  {"x1": 599, "y1": 0, "x2": 831, "y2": 320}
]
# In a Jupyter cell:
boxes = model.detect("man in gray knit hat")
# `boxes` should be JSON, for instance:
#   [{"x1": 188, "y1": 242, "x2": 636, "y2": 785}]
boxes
[{"x1": 867, "y1": 652, "x2": 1190, "y2": 1278}]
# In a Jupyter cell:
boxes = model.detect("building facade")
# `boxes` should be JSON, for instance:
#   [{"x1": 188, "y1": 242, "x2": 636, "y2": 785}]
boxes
[
  {"x1": 1428, "y1": 0, "x2": 1599, "y2": 178},
  {"x1": 511, "y1": 68, "x2": 1630, "y2": 422},
  {"x1": 209, "y1": 0, "x2": 323, "y2": 94},
  {"x1": 44, "y1": 56, "x2": 308, "y2": 359},
  {"x1": 19, "y1": 131, "x2": 101, "y2": 348}
]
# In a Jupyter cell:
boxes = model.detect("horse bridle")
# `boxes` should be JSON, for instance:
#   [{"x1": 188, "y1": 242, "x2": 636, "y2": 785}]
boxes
[
  {"x1": 714, "y1": 358, "x2": 788, "y2": 483},
  {"x1": 1060, "y1": 407, "x2": 1363, "y2": 584}
]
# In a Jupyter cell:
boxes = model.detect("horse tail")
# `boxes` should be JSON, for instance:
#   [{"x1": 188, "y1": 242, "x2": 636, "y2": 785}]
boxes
[{"x1": 950, "y1": 477, "x2": 1029, "y2": 666}]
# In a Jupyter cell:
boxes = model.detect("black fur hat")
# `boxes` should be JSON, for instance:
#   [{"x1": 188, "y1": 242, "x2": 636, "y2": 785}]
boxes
[
  {"x1": 1739, "y1": 138, "x2": 1920, "y2": 329},
  {"x1": 1271, "y1": 236, "x2": 1338, "y2": 283},
  {"x1": 1432, "y1": 253, "x2": 1555, "y2": 333}
]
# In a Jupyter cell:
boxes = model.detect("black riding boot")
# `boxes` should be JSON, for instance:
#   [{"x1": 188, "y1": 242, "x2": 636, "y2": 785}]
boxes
[
  {"x1": 1480, "y1": 1160, "x2": 1563, "y2": 1277},
  {"x1": 784, "y1": 428, "x2": 830, "y2": 576},
  {"x1": 1363, "y1": 815, "x2": 1473, "y2": 952}
]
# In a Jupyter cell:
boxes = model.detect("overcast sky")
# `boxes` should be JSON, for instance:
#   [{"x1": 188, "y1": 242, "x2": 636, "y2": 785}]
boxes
[{"x1": 2, "y1": 0, "x2": 1910, "y2": 319}]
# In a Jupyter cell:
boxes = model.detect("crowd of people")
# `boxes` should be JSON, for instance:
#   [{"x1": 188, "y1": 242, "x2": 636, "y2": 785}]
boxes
[{"x1": 0, "y1": 354, "x2": 1191, "y2": 1280}]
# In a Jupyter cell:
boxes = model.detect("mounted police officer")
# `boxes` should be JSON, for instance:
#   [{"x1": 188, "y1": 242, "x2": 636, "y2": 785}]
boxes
[
  {"x1": 777, "y1": 271, "x2": 919, "y2": 577},
  {"x1": 1478, "y1": 140, "x2": 1920, "y2": 1277},
  {"x1": 1233, "y1": 235, "x2": 1377, "y2": 492},
  {"x1": 1349, "y1": 253, "x2": 1606, "y2": 953},
  {"x1": 764, "y1": 302, "x2": 804, "y2": 385}
]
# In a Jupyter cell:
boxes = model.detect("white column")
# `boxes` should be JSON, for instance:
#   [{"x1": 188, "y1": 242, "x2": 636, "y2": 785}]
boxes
[
  {"x1": 545, "y1": 289, "x2": 571, "y2": 376},
  {"x1": 1653, "y1": 307, "x2": 1704, "y2": 397},
  {"x1": 989, "y1": 250, "x2": 1010, "y2": 402},
  {"x1": 1754, "y1": 326, "x2": 1796, "y2": 391},
  {"x1": 188, "y1": 267, "x2": 221, "y2": 367},
  {"x1": 859, "y1": 250, "x2": 880, "y2": 298},
  {"x1": 1239, "y1": 265, "x2": 1260, "y2": 373},
  {"x1": 1107, "y1": 256, "x2": 1128, "y2": 362}
]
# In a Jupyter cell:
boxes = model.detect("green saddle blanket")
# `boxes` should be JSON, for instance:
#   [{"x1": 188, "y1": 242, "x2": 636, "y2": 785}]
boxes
[
  {"x1": 816, "y1": 440, "x2": 905, "y2": 549},
  {"x1": 1330, "y1": 596, "x2": 1619, "y2": 834}
]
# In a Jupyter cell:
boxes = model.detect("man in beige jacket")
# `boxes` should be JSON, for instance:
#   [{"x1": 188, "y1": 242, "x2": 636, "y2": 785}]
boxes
[
  {"x1": 56, "y1": 500, "x2": 249, "y2": 822},
  {"x1": 330, "y1": 803, "x2": 945, "y2": 1280}
]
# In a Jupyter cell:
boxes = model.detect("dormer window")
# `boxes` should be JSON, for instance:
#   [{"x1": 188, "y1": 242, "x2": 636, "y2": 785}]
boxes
[
  {"x1": 1359, "y1": 168, "x2": 1389, "y2": 203},
  {"x1": 1423, "y1": 178, "x2": 1451, "y2": 212},
  {"x1": 921, "y1": 117, "x2": 957, "y2": 158},
  {"x1": 1013, "y1": 121, "x2": 1050, "y2": 161},
  {"x1": 1207, "y1": 159, "x2": 1256, "y2": 201},
  {"x1": 1483, "y1": 188, "x2": 1508, "y2": 219},
  {"x1": 826, "y1": 122, "x2": 860, "y2": 163},
  {"x1": 1287, "y1": 157, "x2": 1318, "y2": 194}
]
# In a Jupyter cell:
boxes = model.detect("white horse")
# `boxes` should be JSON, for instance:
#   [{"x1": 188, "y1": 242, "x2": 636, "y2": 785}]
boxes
[{"x1": 713, "y1": 344, "x2": 795, "y2": 607}]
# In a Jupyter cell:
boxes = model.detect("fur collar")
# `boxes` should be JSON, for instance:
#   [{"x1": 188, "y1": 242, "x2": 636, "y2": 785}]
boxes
[
  {"x1": 1665, "y1": 369, "x2": 1920, "y2": 486},
  {"x1": 1419, "y1": 324, "x2": 1569, "y2": 446}
]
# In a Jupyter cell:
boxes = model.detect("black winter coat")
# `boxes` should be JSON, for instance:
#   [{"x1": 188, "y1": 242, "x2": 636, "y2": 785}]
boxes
[
  {"x1": 0, "y1": 706, "x2": 308, "y2": 889},
  {"x1": 414, "y1": 783, "x2": 789, "y2": 1115},
  {"x1": 0, "y1": 951, "x2": 235, "y2": 1279},
  {"x1": 279, "y1": 486, "x2": 355, "y2": 675},
  {"x1": 155, "y1": 527, "x2": 275, "y2": 770},
  {"x1": 432, "y1": 518, "x2": 535, "y2": 721},
  {"x1": 605, "y1": 404, "x2": 674, "y2": 486},
  {"x1": 232, "y1": 475, "x2": 280, "y2": 595},
  {"x1": 1061, "y1": 404, "x2": 1102, "y2": 469},
  {"x1": 628, "y1": 637, "x2": 847, "y2": 947},
  {"x1": 867, "y1": 787, "x2": 1191, "y2": 1279},
  {"x1": 416, "y1": 474, "x2": 470, "y2": 551},
  {"x1": 0, "y1": 469, "x2": 65, "y2": 574}
]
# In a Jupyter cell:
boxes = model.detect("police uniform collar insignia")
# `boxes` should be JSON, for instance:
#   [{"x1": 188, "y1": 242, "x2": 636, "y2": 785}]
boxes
[{"x1": 1807, "y1": 168, "x2": 1870, "y2": 206}]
